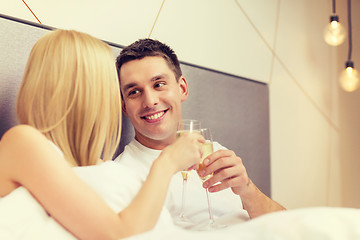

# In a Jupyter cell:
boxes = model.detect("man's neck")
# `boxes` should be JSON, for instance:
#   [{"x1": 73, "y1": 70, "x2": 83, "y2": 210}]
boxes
[{"x1": 135, "y1": 134, "x2": 176, "y2": 150}]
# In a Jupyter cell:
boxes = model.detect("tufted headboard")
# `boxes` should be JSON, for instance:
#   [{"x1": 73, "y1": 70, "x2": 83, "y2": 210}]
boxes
[{"x1": 0, "y1": 13, "x2": 271, "y2": 196}]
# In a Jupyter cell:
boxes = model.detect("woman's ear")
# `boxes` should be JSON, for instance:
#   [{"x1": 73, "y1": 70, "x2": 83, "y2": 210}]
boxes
[{"x1": 178, "y1": 76, "x2": 189, "y2": 102}]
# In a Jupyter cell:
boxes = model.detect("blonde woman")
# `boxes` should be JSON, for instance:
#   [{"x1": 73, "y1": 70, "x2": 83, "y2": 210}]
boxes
[{"x1": 0, "y1": 29, "x2": 203, "y2": 239}]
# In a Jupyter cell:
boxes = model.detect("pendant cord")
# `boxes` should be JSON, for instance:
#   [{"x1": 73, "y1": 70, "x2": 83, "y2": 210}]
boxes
[{"x1": 347, "y1": 0, "x2": 352, "y2": 61}]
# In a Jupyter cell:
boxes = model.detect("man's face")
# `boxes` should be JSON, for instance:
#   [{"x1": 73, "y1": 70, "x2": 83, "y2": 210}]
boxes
[{"x1": 119, "y1": 56, "x2": 189, "y2": 149}]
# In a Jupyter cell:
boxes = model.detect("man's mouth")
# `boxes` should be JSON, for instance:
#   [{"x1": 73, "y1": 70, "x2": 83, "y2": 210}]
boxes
[{"x1": 141, "y1": 110, "x2": 168, "y2": 122}]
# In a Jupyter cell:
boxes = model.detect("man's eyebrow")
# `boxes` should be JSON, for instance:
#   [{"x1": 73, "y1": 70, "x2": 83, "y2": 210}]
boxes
[
  {"x1": 151, "y1": 74, "x2": 168, "y2": 81},
  {"x1": 122, "y1": 74, "x2": 168, "y2": 92}
]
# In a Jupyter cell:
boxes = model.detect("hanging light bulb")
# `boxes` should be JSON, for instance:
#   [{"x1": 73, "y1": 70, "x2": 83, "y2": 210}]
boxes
[
  {"x1": 339, "y1": 61, "x2": 359, "y2": 92},
  {"x1": 324, "y1": 15, "x2": 346, "y2": 46},
  {"x1": 339, "y1": 0, "x2": 358, "y2": 92},
  {"x1": 324, "y1": 0, "x2": 346, "y2": 46}
]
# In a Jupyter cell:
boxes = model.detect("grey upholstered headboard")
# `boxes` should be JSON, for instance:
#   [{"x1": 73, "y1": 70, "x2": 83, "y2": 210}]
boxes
[{"x1": 0, "y1": 14, "x2": 271, "y2": 197}]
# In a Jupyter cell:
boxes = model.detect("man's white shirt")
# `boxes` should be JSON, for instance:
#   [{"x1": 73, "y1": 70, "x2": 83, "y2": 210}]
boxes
[{"x1": 114, "y1": 139, "x2": 250, "y2": 227}]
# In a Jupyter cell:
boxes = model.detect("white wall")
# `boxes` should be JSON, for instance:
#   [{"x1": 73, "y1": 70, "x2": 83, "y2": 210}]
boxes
[
  {"x1": 1, "y1": 0, "x2": 359, "y2": 209},
  {"x1": 337, "y1": 0, "x2": 360, "y2": 208}
]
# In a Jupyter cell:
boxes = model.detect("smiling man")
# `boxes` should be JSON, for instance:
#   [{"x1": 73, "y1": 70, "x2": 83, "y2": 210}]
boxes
[
  {"x1": 114, "y1": 39, "x2": 285, "y2": 225},
  {"x1": 118, "y1": 55, "x2": 187, "y2": 150}
]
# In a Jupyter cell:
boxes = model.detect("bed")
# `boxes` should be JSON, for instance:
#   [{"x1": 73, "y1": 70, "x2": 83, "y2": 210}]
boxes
[
  {"x1": 1, "y1": 186, "x2": 359, "y2": 239},
  {"x1": 127, "y1": 207, "x2": 360, "y2": 240}
]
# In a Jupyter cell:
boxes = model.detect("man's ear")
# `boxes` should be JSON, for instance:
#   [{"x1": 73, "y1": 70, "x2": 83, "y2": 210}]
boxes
[
  {"x1": 179, "y1": 76, "x2": 189, "y2": 102},
  {"x1": 121, "y1": 100, "x2": 128, "y2": 116}
]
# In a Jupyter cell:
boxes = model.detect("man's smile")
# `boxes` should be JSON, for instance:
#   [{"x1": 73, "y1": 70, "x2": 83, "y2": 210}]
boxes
[{"x1": 141, "y1": 110, "x2": 168, "y2": 123}]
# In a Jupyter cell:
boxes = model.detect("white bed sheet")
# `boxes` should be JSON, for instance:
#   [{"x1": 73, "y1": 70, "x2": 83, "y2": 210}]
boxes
[
  {"x1": 0, "y1": 187, "x2": 76, "y2": 239},
  {"x1": 125, "y1": 207, "x2": 360, "y2": 240},
  {"x1": 1, "y1": 186, "x2": 359, "y2": 240}
]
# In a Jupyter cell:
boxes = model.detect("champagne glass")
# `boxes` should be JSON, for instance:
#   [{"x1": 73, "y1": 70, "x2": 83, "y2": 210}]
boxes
[
  {"x1": 175, "y1": 119, "x2": 201, "y2": 225},
  {"x1": 197, "y1": 128, "x2": 226, "y2": 230}
]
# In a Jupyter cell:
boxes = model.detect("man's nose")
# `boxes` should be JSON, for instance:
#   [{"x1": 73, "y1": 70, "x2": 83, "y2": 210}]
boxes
[{"x1": 142, "y1": 89, "x2": 158, "y2": 108}]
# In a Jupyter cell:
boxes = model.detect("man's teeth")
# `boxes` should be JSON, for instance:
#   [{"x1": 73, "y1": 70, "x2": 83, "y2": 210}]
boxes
[{"x1": 145, "y1": 112, "x2": 164, "y2": 120}]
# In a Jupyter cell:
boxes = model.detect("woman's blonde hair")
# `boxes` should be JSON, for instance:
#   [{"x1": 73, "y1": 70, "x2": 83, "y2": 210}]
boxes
[{"x1": 17, "y1": 29, "x2": 121, "y2": 166}]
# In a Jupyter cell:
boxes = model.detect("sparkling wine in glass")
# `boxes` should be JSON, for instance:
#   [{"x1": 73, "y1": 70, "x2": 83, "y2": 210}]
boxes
[
  {"x1": 197, "y1": 128, "x2": 226, "y2": 230},
  {"x1": 198, "y1": 128, "x2": 215, "y2": 227},
  {"x1": 175, "y1": 119, "x2": 201, "y2": 225}
]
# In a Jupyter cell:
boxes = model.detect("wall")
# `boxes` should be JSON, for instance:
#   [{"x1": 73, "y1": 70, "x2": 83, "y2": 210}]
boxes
[
  {"x1": 1, "y1": 0, "x2": 359, "y2": 209},
  {"x1": 337, "y1": 0, "x2": 360, "y2": 208}
]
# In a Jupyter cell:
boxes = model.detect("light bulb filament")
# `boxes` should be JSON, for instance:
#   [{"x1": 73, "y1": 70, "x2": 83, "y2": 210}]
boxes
[
  {"x1": 330, "y1": 20, "x2": 339, "y2": 28},
  {"x1": 346, "y1": 67, "x2": 353, "y2": 74}
]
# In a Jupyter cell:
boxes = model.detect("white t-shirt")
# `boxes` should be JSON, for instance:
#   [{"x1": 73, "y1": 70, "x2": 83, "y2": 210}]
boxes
[{"x1": 114, "y1": 139, "x2": 250, "y2": 227}]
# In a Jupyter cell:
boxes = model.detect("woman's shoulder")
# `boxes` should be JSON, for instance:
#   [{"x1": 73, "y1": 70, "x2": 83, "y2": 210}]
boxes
[
  {"x1": 0, "y1": 125, "x2": 41, "y2": 196},
  {"x1": 1, "y1": 125, "x2": 40, "y2": 142},
  {"x1": 0, "y1": 124, "x2": 53, "y2": 168}
]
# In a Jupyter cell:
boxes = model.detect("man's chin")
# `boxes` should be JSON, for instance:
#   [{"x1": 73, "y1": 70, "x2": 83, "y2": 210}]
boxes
[
  {"x1": 136, "y1": 130, "x2": 176, "y2": 145},
  {"x1": 145, "y1": 133, "x2": 175, "y2": 142}
]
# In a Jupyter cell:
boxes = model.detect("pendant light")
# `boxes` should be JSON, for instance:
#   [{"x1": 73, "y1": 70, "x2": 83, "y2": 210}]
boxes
[
  {"x1": 324, "y1": 0, "x2": 346, "y2": 46},
  {"x1": 339, "y1": 0, "x2": 359, "y2": 92}
]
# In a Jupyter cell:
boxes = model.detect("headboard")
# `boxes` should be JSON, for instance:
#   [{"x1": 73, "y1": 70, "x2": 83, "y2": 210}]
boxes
[{"x1": 0, "y1": 14, "x2": 271, "y2": 197}]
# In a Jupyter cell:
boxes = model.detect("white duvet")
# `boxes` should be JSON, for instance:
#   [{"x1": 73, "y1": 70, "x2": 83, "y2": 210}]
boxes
[
  {"x1": 0, "y1": 187, "x2": 76, "y2": 239},
  {"x1": 1, "y1": 186, "x2": 360, "y2": 240},
  {"x1": 127, "y1": 207, "x2": 360, "y2": 240}
]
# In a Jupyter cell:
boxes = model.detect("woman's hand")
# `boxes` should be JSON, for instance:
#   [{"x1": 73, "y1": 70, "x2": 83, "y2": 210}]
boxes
[{"x1": 159, "y1": 133, "x2": 204, "y2": 174}]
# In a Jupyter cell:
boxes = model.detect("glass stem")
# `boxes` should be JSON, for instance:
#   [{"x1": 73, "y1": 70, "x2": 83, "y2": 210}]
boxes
[
  {"x1": 205, "y1": 188, "x2": 214, "y2": 224},
  {"x1": 179, "y1": 178, "x2": 187, "y2": 219}
]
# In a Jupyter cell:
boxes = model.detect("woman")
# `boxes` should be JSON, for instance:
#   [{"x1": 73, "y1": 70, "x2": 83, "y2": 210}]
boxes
[{"x1": 0, "y1": 29, "x2": 203, "y2": 239}]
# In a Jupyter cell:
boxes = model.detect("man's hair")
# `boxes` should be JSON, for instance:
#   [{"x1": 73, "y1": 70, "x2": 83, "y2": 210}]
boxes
[
  {"x1": 17, "y1": 29, "x2": 122, "y2": 166},
  {"x1": 116, "y1": 39, "x2": 182, "y2": 82}
]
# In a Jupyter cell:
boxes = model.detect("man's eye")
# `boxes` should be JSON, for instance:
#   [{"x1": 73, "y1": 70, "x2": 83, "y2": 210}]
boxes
[
  {"x1": 128, "y1": 90, "x2": 140, "y2": 96},
  {"x1": 154, "y1": 82, "x2": 165, "y2": 88}
]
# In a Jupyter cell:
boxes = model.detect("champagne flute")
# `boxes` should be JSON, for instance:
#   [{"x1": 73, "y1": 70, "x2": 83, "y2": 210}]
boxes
[
  {"x1": 175, "y1": 119, "x2": 201, "y2": 225},
  {"x1": 198, "y1": 128, "x2": 215, "y2": 228},
  {"x1": 197, "y1": 128, "x2": 226, "y2": 230}
]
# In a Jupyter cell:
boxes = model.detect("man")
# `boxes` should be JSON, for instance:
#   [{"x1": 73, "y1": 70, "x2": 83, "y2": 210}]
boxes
[{"x1": 114, "y1": 39, "x2": 285, "y2": 226}]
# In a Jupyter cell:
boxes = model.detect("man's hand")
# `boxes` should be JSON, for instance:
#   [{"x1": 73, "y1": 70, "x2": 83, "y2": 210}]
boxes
[
  {"x1": 198, "y1": 149, "x2": 286, "y2": 218},
  {"x1": 198, "y1": 149, "x2": 250, "y2": 196}
]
